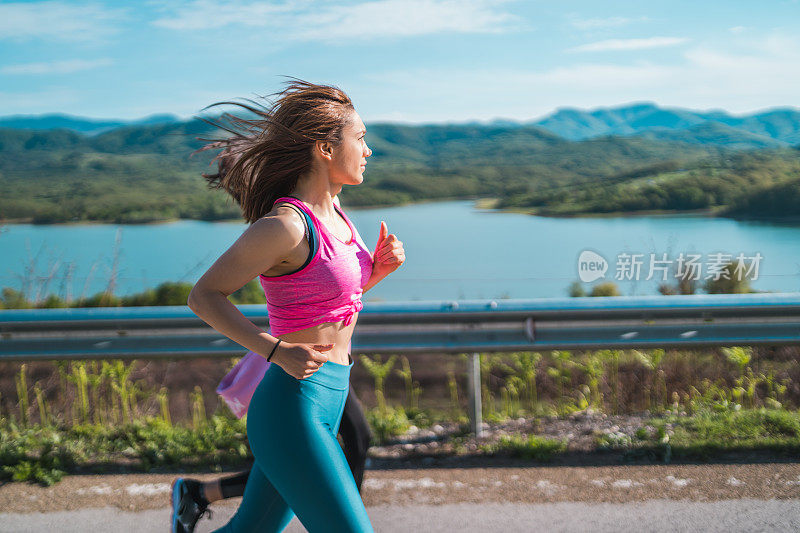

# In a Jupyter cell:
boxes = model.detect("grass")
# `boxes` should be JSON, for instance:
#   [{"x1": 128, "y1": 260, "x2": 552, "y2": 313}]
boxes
[
  {"x1": 2, "y1": 344, "x2": 799, "y2": 484},
  {"x1": 4, "y1": 405, "x2": 800, "y2": 485},
  {"x1": 479, "y1": 434, "x2": 568, "y2": 461},
  {"x1": 591, "y1": 407, "x2": 800, "y2": 464},
  {"x1": 473, "y1": 407, "x2": 800, "y2": 465},
  {"x1": 655, "y1": 408, "x2": 800, "y2": 460},
  {"x1": 0, "y1": 414, "x2": 250, "y2": 486}
]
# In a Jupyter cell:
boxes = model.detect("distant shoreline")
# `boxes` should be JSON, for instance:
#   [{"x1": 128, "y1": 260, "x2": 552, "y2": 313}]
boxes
[
  {"x1": 4, "y1": 196, "x2": 800, "y2": 226},
  {"x1": 0, "y1": 196, "x2": 489, "y2": 226},
  {"x1": 474, "y1": 200, "x2": 800, "y2": 224}
]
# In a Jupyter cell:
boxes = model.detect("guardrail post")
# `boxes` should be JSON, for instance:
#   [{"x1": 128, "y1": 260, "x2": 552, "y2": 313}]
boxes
[{"x1": 467, "y1": 352, "x2": 483, "y2": 438}]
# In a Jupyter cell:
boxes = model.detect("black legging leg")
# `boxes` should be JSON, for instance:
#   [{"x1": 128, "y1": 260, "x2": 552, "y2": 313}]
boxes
[
  {"x1": 215, "y1": 381, "x2": 372, "y2": 498},
  {"x1": 339, "y1": 382, "x2": 373, "y2": 490},
  {"x1": 219, "y1": 470, "x2": 249, "y2": 499}
]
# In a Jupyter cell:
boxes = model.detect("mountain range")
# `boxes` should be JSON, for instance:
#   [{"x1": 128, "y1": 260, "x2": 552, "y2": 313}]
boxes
[
  {"x1": 2, "y1": 103, "x2": 799, "y2": 150},
  {"x1": 529, "y1": 102, "x2": 800, "y2": 149},
  {"x1": 0, "y1": 113, "x2": 180, "y2": 136}
]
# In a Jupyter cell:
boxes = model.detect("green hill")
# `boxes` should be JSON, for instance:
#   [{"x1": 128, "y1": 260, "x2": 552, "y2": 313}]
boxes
[
  {"x1": 3, "y1": 117, "x2": 797, "y2": 224},
  {"x1": 533, "y1": 102, "x2": 800, "y2": 146},
  {"x1": 497, "y1": 147, "x2": 800, "y2": 219}
]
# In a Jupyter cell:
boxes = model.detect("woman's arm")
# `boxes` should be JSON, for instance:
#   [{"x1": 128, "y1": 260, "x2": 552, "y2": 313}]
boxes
[
  {"x1": 363, "y1": 220, "x2": 405, "y2": 294},
  {"x1": 337, "y1": 194, "x2": 379, "y2": 294},
  {"x1": 363, "y1": 271, "x2": 387, "y2": 294},
  {"x1": 188, "y1": 215, "x2": 303, "y2": 357},
  {"x1": 188, "y1": 211, "x2": 333, "y2": 379},
  {"x1": 336, "y1": 196, "x2": 404, "y2": 294}
]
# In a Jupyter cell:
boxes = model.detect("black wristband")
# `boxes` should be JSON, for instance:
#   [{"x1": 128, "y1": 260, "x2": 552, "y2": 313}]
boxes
[{"x1": 267, "y1": 339, "x2": 281, "y2": 362}]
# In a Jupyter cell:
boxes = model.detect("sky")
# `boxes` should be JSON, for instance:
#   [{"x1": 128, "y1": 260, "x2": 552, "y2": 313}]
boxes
[{"x1": 0, "y1": 0, "x2": 799, "y2": 124}]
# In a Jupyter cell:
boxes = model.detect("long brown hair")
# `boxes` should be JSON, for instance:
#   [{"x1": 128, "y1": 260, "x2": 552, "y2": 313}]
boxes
[{"x1": 195, "y1": 78, "x2": 354, "y2": 223}]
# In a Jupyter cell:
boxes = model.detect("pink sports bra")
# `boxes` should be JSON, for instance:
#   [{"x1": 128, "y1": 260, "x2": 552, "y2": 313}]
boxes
[{"x1": 259, "y1": 196, "x2": 373, "y2": 336}]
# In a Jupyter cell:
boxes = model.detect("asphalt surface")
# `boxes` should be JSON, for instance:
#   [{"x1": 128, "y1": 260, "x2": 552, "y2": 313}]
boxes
[
  {"x1": 1, "y1": 463, "x2": 799, "y2": 531},
  {"x1": 2, "y1": 499, "x2": 800, "y2": 532}
]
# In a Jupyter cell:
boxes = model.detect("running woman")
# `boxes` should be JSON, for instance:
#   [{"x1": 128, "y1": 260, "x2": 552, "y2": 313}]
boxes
[
  {"x1": 185, "y1": 79, "x2": 405, "y2": 533},
  {"x1": 171, "y1": 139, "x2": 374, "y2": 533}
]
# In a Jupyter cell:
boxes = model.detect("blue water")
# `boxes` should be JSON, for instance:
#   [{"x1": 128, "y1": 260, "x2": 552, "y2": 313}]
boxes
[{"x1": 2, "y1": 200, "x2": 799, "y2": 302}]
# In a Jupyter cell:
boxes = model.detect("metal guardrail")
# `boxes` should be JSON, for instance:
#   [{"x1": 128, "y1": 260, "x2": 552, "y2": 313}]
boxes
[
  {"x1": 2, "y1": 293, "x2": 800, "y2": 436},
  {"x1": 2, "y1": 293, "x2": 800, "y2": 358}
]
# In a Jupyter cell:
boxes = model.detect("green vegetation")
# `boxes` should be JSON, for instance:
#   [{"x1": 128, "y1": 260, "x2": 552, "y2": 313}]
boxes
[
  {"x1": 608, "y1": 409, "x2": 800, "y2": 464},
  {"x1": 1, "y1": 342, "x2": 798, "y2": 484},
  {"x1": 0, "y1": 121, "x2": 727, "y2": 224},
  {"x1": 360, "y1": 354, "x2": 416, "y2": 443},
  {"x1": 0, "y1": 262, "x2": 796, "y2": 483},
  {"x1": 498, "y1": 148, "x2": 800, "y2": 219},
  {"x1": 1, "y1": 357, "x2": 251, "y2": 485},
  {"x1": 2, "y1": 118, "x2": 798, "y2": 223},
  {"x1": 479, "y1": 433, "x2": 567, "y2": 461},
  {"x1": 0, "y1": 280, "x2": 264, "y2": 310},
  {"x1": 0, "y1": 415, "x2": 250, "y2": 486}
]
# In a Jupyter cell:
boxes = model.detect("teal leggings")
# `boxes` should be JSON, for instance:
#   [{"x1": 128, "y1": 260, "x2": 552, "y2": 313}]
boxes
[{"x1": 213, "y1": 355, "x2": 374, "y2": 533}]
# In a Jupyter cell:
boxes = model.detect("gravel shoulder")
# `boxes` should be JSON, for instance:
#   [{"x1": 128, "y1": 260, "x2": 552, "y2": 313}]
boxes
[{"x1": 1, "y1": 463, "x2": 799, "y2": 514}]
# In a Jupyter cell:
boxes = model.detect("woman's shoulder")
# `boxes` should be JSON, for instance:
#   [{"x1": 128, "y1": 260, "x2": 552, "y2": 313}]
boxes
[{"x1": 249, "y1": 206, "x2": 306, "y2": 247}]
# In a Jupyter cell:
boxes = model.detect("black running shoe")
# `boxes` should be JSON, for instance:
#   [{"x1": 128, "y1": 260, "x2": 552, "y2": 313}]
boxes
[{"x1": 171, "y1": 477, "x2": 212, "y2": 533}]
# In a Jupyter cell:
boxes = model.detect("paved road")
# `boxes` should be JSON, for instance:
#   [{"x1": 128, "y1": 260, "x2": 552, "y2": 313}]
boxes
[
  {"x1": 2, "y1": 463, "x2": 799, "y2": 531},
  {"x1": 2, "y1": 499, "x2": 800, "y2": 532}
]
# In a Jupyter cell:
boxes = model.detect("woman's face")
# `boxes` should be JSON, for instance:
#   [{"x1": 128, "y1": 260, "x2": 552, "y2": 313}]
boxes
[{"x1": 329, "y1": 111, "x2": 372, "y2": 185}]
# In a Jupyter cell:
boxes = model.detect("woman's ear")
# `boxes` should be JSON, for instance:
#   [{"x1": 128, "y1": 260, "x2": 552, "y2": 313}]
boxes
[{"x1": 315, "y1": 139, "x2": 334, "y2": 161}]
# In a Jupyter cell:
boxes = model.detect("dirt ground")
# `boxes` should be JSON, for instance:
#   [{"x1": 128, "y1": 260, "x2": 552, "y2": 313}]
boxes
[
  {"x1": 1, "y1": 461, "x2": 799, "y2": 514},
  {"x1": 2, "y1": 405, "x2": 800, "y2": 513}
]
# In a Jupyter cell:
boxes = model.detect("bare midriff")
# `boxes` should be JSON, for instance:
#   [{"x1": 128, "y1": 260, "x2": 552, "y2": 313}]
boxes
[{"x1": 274, "y1": 313, "x2": 358, "y2": 366}]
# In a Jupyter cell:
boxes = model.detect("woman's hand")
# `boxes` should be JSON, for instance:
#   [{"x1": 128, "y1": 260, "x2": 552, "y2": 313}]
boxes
[
  {"x1": 371, "y1": 220, "x2": 405, "y2": 279},
  {"x1": 271, "y1": 342, "x2": 333, "y2": 379}
]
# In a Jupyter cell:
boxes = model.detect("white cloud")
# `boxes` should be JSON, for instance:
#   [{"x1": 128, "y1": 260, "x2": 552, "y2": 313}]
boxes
[
  {"x1": 568, "y1": 37, "x2": 690, "y2": 53},
  {"x1": 1, "y1": 58, "x2": 114, "y2": 75},
  {"x1": 729, "y1": 26, "x2": 746, "y2": 34},
  {"x1": 569, "y1": 16, "x2": 648, "y2": 30},
  {"x1": 679, "y1": 34, "x2": 800, "y2": 100},
  {"x1": 151, "y1": 0, "x2": 292, "y2": 30},
  {"x1": 152, "y1": 0, "x2": 522, "y2": 39},
  {"x1": 298, "y1": 0, "x2": 521, "y2": 40},
  {"x1": 0, "y1": 1, "x2": 124, "y2": 42},
  {"x1": 538, "y1": 61, "x2": 673, "y2": 88},
  {"x1": 750, "y1": 32, "x2": 799, "y2": 57},
  {"x1": 357, "y1": 31, "x2": 800, "y2": 123}
]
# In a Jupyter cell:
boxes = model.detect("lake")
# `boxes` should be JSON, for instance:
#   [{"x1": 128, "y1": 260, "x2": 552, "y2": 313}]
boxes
[{"x1": 2, "y1": 200, "x2": 799, "y2": 302}]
